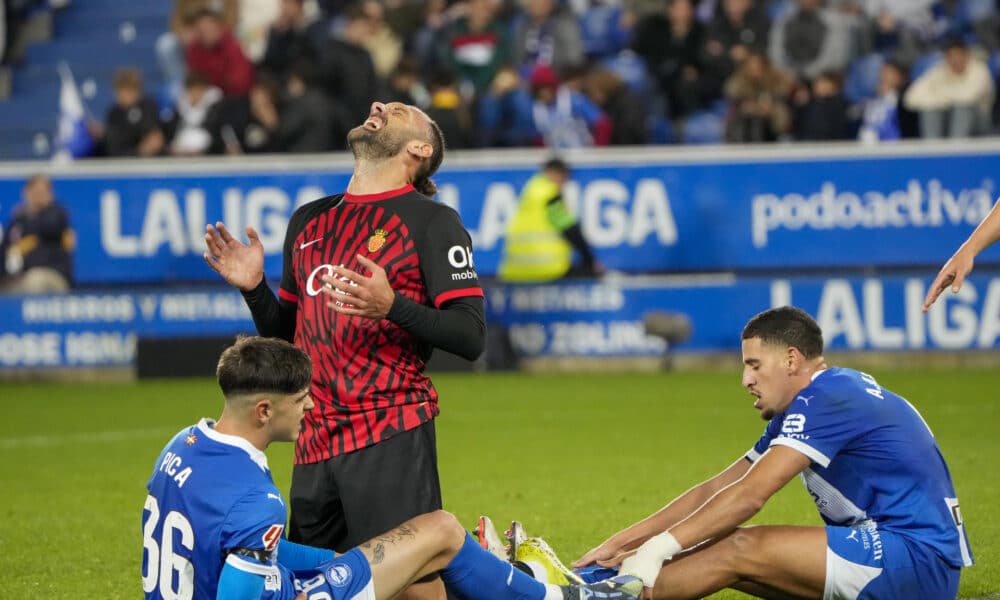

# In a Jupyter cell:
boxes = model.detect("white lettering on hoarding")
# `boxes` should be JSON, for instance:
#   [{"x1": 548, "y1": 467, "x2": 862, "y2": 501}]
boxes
[
  {"x1": 507, "y1": 321, "x2": 667, "y2": 356},
  {"x1": 752, "y1": 180, "x2": 995, "y2": 247},
  {"x1": 773, "y1": 277, "x2": 1000, "y2": 350},
  {"x1": 100, "y1": 186, "x2": 324, "y2": 258}
]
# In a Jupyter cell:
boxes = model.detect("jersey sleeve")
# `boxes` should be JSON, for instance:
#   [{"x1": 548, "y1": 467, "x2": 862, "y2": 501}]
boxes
[
  {"x1": 219, "y1": 487, "x2": 288, "y2": 575},
  {"x1": 746, "y1": 416, "x2": 783, "y2": 462},
  {"x1": 278, "y1": 205, "x2": 310, "y2": 305},
  {"x1": 418, "y1": 206, "x2": 485, "y2": 308},
  {"x1": 768, "y1": 390, "x2": 856, "y2": 468}
]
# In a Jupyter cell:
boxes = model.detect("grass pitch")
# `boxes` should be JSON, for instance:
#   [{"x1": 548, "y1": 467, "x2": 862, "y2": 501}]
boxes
[{"x1": 0, "y1": 369, "x2": 996, "y2": 598}]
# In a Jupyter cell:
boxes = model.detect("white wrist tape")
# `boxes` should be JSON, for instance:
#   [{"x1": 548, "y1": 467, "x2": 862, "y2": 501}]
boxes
[{"x1": 620, "y1": 532, "x2": 682, "y2": 588}]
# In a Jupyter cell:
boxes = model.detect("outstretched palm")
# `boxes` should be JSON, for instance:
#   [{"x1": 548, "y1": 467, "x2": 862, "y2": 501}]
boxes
[{"x1": 203, "y1": 222, "x2": 265, "y2": 291}]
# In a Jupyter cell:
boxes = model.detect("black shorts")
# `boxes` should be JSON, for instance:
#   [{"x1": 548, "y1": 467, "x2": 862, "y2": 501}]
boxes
[{"x1": 287, "y1": 419, "x2": 443, "y2": 552}]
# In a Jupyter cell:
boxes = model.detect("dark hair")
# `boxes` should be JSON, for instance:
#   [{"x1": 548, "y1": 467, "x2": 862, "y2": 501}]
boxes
[
  {"x1": 414, "y1": 118, "x2": 445, "y2": 196},
  {"x1": 943, "y1": 37, "x2": 968, "y2": 52},
  {"x1": 741, "y1": 306, "x2": 824, "y2": 359},
  {"x1": 542, "y1": 157, "x2": 570, "y2": 174},
  {"x1": 216, "y1": 336, "x2": 312, "y2": 398}
]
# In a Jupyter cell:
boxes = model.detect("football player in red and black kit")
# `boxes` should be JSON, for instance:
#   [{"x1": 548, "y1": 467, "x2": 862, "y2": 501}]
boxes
[{"x1": 203, "y1": 101, "x2": 485, "y2": 600}]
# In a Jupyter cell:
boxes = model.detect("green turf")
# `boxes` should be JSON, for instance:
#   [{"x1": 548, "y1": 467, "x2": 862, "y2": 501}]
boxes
[{"x1": 0, "y1": 369, "x2": 996, "y2": 598}]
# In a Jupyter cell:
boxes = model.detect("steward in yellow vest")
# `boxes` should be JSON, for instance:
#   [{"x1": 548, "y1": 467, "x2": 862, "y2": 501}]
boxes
[{"x1": 498, "y1": 158, "x2": 601, "y2": 282}]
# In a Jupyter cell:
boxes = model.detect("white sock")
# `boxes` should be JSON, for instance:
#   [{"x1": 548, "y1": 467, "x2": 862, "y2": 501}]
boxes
[{"x1": 543, "y1": 584, "x2": 564, "y2": 600}]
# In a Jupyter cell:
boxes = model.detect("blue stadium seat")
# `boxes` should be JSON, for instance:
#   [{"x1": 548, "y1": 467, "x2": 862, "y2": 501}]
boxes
[
  {"x1": 682, "y1": 110, "x2": 725, "y2": 144},
  {"x1": 844, "y1": 53, "x2": 885, "y2": 104},
  {"x1": 910, "y1": 52, "x2": 943, "y2": 80},
  {"x1": 989, "y1": 50, "x2": 1000, "y2": 83}
]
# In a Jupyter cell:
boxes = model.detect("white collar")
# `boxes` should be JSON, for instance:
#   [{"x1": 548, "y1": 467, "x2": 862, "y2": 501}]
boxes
[
  {"x1": 810, "y1": 368, "x2": 828, "y2": 382},
  {"x1": 197, "y1": 418, "x2": 269, "y2": 472}
]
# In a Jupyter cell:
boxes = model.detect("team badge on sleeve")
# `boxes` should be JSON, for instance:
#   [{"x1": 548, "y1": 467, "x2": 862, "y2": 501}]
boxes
[
  {"x1": 185, "y1": 434, "x2": 198, "y2": 446},
  {"x1": 327, "y1": 563, "x2": 353, "y2": 587},
  {"x1": 367, "y1": 229, "x2": 388, "y2": 252}
]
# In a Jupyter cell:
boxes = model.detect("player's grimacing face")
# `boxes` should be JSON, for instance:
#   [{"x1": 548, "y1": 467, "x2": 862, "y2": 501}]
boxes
[
  {"x1": 347, "y1": 101, "x2": 421, "y2": 160},
  {"x1": 269, "y1": 388, "x2": 314, "y2": 442},
  {"x1": 741, "y1": 337, "x2": 795, "y2": 420}
]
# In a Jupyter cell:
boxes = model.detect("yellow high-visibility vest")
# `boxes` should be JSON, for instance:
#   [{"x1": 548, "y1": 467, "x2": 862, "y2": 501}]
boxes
[{"x1": 498, "y1": 174, "x2": 572, "y2": 282}]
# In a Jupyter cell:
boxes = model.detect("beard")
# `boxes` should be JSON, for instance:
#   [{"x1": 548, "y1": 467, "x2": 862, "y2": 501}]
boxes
[{"x1": 347, "y1": 125, "x2": 406, "y2": 161}]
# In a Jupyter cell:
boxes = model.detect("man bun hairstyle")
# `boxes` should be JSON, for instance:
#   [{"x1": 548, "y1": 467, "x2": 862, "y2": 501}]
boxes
[
  {"x1": 742, "y1": 306, "x2": 824, "y2": 359},
  {"x1": 217, "y1": 336, "x2": 313, "y2": 398},
  {"x1": 414, "y1": 118, "x2": 445, "y2": 197}
]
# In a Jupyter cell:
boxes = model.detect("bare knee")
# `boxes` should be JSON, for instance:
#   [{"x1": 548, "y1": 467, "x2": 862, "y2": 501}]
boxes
[{"x1": 423, "y1": 510, "x2": 467, "y2": 553}]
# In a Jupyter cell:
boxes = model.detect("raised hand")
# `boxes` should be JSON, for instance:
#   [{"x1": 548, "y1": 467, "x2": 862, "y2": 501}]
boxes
[
  {"x1": 922, "y1": 248, "x2": 975, "y2": 312},
  {"x1": 203, "y1": 222, "x2": 265, "y2": 292}
]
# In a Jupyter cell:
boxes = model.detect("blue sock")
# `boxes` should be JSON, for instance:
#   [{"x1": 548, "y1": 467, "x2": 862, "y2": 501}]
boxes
[{"x1": 441, "y1": 533, "x2": 548, "y2": 600}]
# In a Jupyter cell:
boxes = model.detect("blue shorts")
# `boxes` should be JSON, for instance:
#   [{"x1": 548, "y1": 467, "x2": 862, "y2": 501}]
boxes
[
  {"x1": 825, "y1": 522, "x2": 960, "y2": 600},
  {"x1": 290, "y1": 548, "x2": 376, "y2": 600}
]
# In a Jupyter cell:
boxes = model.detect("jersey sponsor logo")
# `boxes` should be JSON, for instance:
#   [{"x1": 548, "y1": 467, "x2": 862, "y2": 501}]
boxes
[
  {"x1": 795, "y1": 395, "x2": 813, "y2": 405},
  {"x1": 305, "y1": 264, "x2": 336, "y2": 297},
  {"x1": 299, "y1": 238, "x2": 323, "y2": 250},
  {"x1": 447, "y1": 245, "x2": 475, "y2": 269},
  {"x1": 846, "y1": 529, "x2": 860, "y2": 543},
  {"x1": 367, "y1": 229, "x2": 388, "y2": 252},
  {"x1": 327, "y1": 563, "x2": 353, "y2": 587},
  {"x1": 262, "y1": 524, "x2": 284, "y2": 551},
  {"x1": 185, "y1": 433, "x2": 198, "y2": 446},
  {"x1": 267, "y1": 492, "x2": 285, "y2": 506}
]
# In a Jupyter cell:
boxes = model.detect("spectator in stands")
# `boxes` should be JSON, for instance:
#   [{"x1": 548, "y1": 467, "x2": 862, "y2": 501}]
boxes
[
  {"x1": 528, "y1": 63, "x2": 612, "y2": 148},
  {"x1": 425, "y1": 68, "x2": 475, "y2": 149},
  {"x1": 165, "y1": 72, "x2": 223, "y2": 156},
  {"x1": 208, "y1": 77, "x2": 283, "y2": 153},
  {"x1": 862, "y1": 0, "x2": 937, "y2": 64},
  {"x1": 498, "y1": 158, "x2": 602, "y2": 282},
  {"x1": 904, "y1": 38, "x2": 995, "y2": 138},
  {"x1": 435, "y1": 0, "x2": 511, "y2": 99},
  {"x1": 357, "y1": 0, "x2": 402, "y2": 78},
  {"x1": 159, "y1": 0, "x2": 239, "y2": 104},
  {"x1": 583, "y1": 68, "x2": 649, "y2": 144},
  {"x1": 793, "y1": 70, "x2": 854, "y2": 140},
  {"x1": 317, "y1": 5, "x2": 379, "y2": 121},
  {"x1": 185, "y1": 6, "x2": 255, "y2": 97},
  {"x1": 258, "y1": 0, "x2": 325, "y2": 82},
  {"x1": 93, "y1": 67, "x2": 164, "y2": 158},
  {"x1": 700, "y1": 0, "x2": 770, "y2": 98},
  {"x1": 381, "y1": 58, "x2": 422, "y2": 106},
  {"x1": 769, "y1": 0, "x2": 851, "y2": 81},
  {"x1": 511, "y1": 0, "x2": 585, "y2": 74},
  {"x1": 857, "y1": 60, "x2": 915, "y2": 142},
  {"x1": 476, "y1": 66, "x2": 538, "y2": 147},
  {"x1": 576, "y1": 0, "x2": 632, "y2": 60},
  {"x1": 632, "y1": 0, "x2": 707, "y2": 120},
  {"x1": 278, "y1": 61, "x2": 341, "y2": 152},
  {"x1": 0, "y1": 175, "x2": 74, "y2": 294},
  {"x1": 724, "y1": 51, "x2": 792, "y2": 142}
]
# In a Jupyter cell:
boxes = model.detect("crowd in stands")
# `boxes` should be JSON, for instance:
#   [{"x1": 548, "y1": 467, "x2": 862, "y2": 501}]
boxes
[{"x1": 88, "y1": 0, "x2": 1000, "y2": 156}]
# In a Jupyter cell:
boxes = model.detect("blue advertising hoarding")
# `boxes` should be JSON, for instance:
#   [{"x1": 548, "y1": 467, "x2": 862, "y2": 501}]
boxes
[
  {"x1": 1, "y1": 145, "x2": 999, "y2": 284},
  {"x1": 2, "y1": 273, "x2": 999, "y2": 369}
]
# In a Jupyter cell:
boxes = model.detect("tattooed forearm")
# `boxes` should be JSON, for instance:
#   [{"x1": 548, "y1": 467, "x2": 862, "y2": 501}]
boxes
[{"x1": 372, "y1": 542, "x2": 385, "y2": 564}]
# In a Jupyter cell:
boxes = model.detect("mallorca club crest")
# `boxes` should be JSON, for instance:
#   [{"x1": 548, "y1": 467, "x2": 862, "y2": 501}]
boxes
[{"x1": 367, "y1": 228, "x2": 388, "y2": 253}]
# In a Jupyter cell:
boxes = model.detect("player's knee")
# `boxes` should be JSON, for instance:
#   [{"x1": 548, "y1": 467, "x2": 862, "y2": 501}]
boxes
[{"x1": 425, "y1": 510, "x2": 467, "y2": 549}]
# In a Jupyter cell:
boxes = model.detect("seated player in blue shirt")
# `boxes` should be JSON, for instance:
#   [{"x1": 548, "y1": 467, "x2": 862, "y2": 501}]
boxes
[
  {"x1": 506, "y1": 306, "x2": 972, "y2": 600},
  {"x1": 142, "y1": 335, "x2": 644, "y2": 600}
]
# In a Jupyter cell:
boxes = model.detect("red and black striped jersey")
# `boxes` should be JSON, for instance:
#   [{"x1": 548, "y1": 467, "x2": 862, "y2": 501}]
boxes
[{"x1": 278, "y1": 184, "x2": 483, "y2": 463}]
